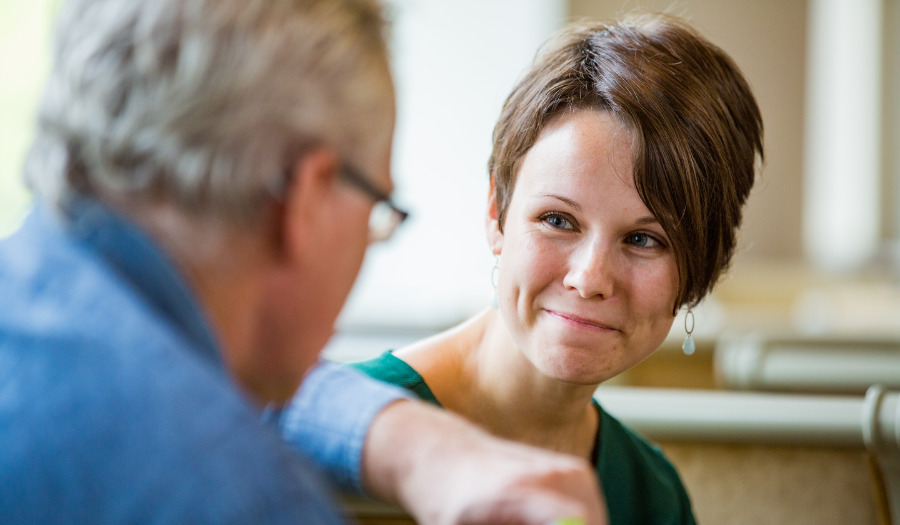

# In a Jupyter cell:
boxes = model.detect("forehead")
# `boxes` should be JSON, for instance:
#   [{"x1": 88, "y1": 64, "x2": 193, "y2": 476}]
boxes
[{"x1": 516, "y1": 109, "x2": 636, "y2": 194}]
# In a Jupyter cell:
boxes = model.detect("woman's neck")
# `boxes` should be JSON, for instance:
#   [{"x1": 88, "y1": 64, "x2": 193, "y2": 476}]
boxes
[{"x1": 399, "y1": 309, "x2": 599, "y2": 459}]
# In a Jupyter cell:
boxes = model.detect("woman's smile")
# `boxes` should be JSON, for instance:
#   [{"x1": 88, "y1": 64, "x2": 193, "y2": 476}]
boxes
[{"x1": 542, "y1": 309, "x2": 618, "y2": 332}]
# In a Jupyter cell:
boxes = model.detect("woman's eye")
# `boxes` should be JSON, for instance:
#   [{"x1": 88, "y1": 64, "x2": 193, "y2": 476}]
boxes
[
  {"x1": 627, "y1": 233, "x2": 661, "y2": 248},
  {"x1": 541, "y1": 213, "x2": 574, "y2": 230}
]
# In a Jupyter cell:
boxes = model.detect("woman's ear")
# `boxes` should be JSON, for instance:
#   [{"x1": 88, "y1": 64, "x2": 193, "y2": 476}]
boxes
[{"x1": 485, "y1": 175, "x2": 503, "y2": 255}]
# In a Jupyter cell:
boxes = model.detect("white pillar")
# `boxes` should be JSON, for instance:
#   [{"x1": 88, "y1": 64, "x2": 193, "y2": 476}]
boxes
[{"x1": 803, "y1": 0, "x2": 883, "y2": 272}]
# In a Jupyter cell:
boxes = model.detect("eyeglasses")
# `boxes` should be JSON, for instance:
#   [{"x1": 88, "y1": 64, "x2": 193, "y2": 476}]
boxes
[
  {"x1": 338, "y1": 163, "x2": 409, "y2": 243},
  {"x1": 269, "y1": 161, "x2": 409, "y2": 243}
]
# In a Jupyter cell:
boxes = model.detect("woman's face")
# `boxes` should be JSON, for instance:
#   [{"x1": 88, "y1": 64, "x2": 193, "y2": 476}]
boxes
[{"x1": 487, "y1": 109, "x2": 679, "y2": 385}]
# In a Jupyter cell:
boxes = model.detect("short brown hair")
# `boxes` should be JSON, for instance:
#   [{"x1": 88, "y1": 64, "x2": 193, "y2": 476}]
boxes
[{"x1": 489, "y1": 14, "x2": 763, "y2": 312}]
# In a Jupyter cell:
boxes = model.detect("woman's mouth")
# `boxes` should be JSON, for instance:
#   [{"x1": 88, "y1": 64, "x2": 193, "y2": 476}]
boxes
[{"x1": 544, "y1": 310, "x2": 617, "y2": 331}]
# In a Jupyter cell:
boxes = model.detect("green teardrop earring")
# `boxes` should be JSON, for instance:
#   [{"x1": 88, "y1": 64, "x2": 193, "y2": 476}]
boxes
[{"x1": 682, "y1": 307, "x2": 695, "y2": 356}]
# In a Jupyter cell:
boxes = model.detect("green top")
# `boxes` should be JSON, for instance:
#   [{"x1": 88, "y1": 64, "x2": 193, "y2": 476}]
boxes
[{"x1": 352, "y1": 352, "x2": 696, "y2": 525}]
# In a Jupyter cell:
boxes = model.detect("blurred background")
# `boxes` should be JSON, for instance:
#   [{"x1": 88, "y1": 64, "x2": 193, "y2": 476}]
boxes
[{"x1": 3, "y1": 1, "x2": 899, "y2": 522}]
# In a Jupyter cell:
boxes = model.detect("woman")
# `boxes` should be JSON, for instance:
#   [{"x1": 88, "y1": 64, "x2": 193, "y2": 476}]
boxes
[{"x1": 352, "y1": 14, "x2": 762, "y2": 524}]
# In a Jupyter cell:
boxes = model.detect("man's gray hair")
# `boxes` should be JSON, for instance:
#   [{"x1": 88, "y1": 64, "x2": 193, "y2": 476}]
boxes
[{"x1": 25, "y1": 0, "x2": 393, "y2": 223}]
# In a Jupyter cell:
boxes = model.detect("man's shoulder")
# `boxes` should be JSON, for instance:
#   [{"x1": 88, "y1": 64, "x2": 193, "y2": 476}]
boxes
[
  {"x1": 0, "y1": 210, "x2": 217, "y2": 419},
  {"x1": 0, "y1": 209, "x2": 159, "y2": 342}
]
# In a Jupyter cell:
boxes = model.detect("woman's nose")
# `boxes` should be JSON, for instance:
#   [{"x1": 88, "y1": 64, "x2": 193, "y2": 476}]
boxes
[{"x1": 562, "y1": 239, "x2": 615, "y2": 299}]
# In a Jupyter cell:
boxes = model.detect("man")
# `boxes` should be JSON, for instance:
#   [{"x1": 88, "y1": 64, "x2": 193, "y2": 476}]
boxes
[{"x1": 0, "y1": 0, "x2": 606, "y2": 523}]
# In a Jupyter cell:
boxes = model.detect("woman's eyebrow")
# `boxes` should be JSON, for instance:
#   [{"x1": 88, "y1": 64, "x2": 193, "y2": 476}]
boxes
[
  {"x1": 541, "y1": 194, "x2": 582, "y2": 212},
  {"x1": 635, "y1": 216, "x2": 661, "y2": 226}
]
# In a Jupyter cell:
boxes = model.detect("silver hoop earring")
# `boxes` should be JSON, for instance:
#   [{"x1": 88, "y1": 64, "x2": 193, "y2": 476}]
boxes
[
  {"x1": 490, "y1": 257, "x2": 499, "y2": 309},
  {"x1": 682, "y1": 307, "x2": 695, "y2": 355}
]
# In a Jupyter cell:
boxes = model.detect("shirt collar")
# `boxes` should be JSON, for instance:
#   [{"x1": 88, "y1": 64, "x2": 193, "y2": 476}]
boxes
[{"x1": 57, "y1": 194, "x2": 223, "y2": 366}]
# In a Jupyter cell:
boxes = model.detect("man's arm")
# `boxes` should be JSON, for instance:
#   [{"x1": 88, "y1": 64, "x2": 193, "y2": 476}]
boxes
[
  {"x1": 279, "y1": 363, "x2": 607, "y2": 525},
  {"x1": 277, "y1": 362, "x2": 407, "y2": 493}
]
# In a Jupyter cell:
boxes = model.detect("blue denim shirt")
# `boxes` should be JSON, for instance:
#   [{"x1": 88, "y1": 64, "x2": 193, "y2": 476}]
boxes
[{"x1": 0, "y1": 197, "x2": 407, "y2": 523}]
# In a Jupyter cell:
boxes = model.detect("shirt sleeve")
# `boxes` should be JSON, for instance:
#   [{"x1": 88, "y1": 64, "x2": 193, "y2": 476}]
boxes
[{"x1": 275, "y1": 361, "x2": 412, "y2": 494}]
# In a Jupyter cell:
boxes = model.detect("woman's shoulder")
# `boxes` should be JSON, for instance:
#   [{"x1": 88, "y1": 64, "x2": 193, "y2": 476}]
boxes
[
  {"x1": 349, "y1": 351, "x2": 408, "y2": 380},
  {"x1": 349, "y1": 351, "x2": 442, "y2": 406},
  {"x1": 595, "y1": 403, "x2": 696, "y2": 524}
]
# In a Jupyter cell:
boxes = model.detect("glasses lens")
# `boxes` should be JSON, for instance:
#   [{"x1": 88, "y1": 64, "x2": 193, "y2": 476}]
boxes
[{"x1": 369, "y1": 201, "x2": 405, "y2": 243}]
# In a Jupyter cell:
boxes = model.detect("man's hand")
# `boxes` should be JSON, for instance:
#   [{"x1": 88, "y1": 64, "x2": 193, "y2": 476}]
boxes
[{"x1": 362, "y1": 400, "x2": 607, "y2": 525}]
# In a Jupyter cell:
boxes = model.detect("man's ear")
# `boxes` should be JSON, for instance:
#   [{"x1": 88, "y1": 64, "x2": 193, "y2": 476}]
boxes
[
  {"x1": 278, "y1": 148, "x2": 340, "y2": 263},
  {"x1": 485, "y1": 174, "x2": 503, "y2": 256}
]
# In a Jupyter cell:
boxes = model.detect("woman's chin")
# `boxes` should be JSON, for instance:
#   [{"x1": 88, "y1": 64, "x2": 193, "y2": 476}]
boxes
[{"x1": 536, "y1": 354, "x2": 617, "y2": 387}]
